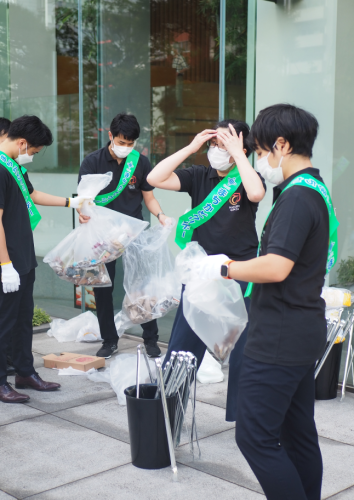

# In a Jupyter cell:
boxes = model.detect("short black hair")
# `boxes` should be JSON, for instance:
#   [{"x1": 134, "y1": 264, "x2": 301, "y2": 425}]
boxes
[
  {"x1": 0, "y1": 117, "x2": 11, "y2": 137},
  {"x1": 248, "y1": 104, "x2": 319, "y2": 158},
  {"x1": 110, "y1": 113, "x2": 140, "y2": 141},
  {"x1": 7, "y1": 115, "x2": 53, "y2": 147},
  {"x1": 214, "y1": 119, "x2": 251, "y2": 157}
]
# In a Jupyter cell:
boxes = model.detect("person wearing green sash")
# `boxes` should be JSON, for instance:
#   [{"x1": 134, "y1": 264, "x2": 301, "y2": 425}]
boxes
[
  {"x1": 195, "y1": 104, "x2": 333, "y2": 500},
  {"x1": 0, "y1": 115, "x2": 86, "y2": 404},
  {"x1": 147, "y1": 118, "x2": 266, "y2": 421},
  {"x1": 78, "y1": 113, "x2": 170, "y2": 359}
]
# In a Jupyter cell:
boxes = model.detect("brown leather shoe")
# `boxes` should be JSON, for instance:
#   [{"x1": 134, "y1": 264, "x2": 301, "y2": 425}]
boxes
[
  {"x1": 0, "y1": 382, "x2": 30, "y2": 403},
  {"x1": 15, "y1": 372, "x2": 61, "y2": 392}
]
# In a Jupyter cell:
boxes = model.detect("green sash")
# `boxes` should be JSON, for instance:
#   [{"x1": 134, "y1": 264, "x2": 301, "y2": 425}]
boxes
[
  {"x1": 175, "y1": 167, "x2": 242, "y2": 249},
  {"x1": 0, "y1": 152, "x2": 42, "y2": 231},
  {"x1": 94, "y1": 149, "x2": 140, "y2": 206},
  {"x1": 245, "y1": 174, "x2": 340, "y2": 298}
]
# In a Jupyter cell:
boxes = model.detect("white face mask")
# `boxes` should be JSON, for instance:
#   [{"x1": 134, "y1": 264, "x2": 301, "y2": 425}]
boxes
[
  {"x1": 207, "y1": 147, "x2": 234, "y2": 172},
  {"x1": 15, "y1": 143, "x2": 34, "y2": 166},
  {"x1": 111, "y1": 140, "x2": 135, "y2": 159},
  {"x1": 256, "y1": 144, "x2": 284, "y2": 185}
]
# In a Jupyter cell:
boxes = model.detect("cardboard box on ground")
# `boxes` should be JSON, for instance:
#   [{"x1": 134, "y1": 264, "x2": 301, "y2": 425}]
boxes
[{"x1": 42, "y1": 352, "x2": 105, "y2": 372}]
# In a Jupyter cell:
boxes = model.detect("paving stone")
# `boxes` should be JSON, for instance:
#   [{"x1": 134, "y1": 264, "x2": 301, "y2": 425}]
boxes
[
  {"x1": 0, "y1": 401, "x2": 44, "y2": 427},
  {"x1": 0, "y1": 414, "x2": 131, "y2": 499},
  {"x1": 177, "y1": 428, "x2": 263, "y2": 494},
  {"x1": 31, "y1": 332, "x2": 139, "y2": 356},
  {"x1": 53, "y1": 397, "x2": 234, "y2": 447},
  {"x1": 195, "y1": 368, "x2": 229, "y2": 410},
  {"x1": 0, "y1": 490, "x2": 16, "y2": 499},
  {"x1": 315, "y1": 393, "x2": 354, "y2": 446},
  {"x1": 320, "y1": 436, "x2": 354, "y2": 498},
  {"x1": 24, "y1": 463, "x2": 264, "y2": 500},
  {"x1": 326, "y1": 485, "x2": 354, "y2": 499},
  {"x1": 14, "y1": 367, "x2": 115, "y2": 413}
]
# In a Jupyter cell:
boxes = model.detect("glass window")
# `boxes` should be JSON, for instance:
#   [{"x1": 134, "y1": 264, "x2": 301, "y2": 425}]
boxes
[{"x1": 0, "y1": 0, "x2": 249, "y2": 341}]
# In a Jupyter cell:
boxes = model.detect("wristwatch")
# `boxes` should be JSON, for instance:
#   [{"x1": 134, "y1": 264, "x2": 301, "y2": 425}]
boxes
[
  {"x1": 157, "y1": 211, "x2": 164, "y2": 220},
  {"x1": 220, "y1": 260, "x2": 234, "y2": 279}
]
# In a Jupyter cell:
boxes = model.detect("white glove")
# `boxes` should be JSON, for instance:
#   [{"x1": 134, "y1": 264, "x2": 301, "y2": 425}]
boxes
[
  {"x1": 69, "y1": 196, "x2": 92, "y2": 209},
  {"x1": 195, "y1": 254, "x2": 230, "y2": 281},
  {"x1": 1, "y1": 262, "x2": 20, "y2": 293}
]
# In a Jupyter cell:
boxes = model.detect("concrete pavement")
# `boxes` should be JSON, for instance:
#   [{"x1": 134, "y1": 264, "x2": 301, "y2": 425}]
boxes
[{"x1": 0, "y1": 333, "x2": 354, "y2": 499}]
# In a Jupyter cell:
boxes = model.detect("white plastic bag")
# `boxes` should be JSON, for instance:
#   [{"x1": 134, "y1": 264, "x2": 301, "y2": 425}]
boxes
[
  {"x1": 114, "y1": 222, "x2": 180, "y2": 335},
  {"x1": 175, "y1": 241, "x2": 207, "y2": 284},
  {"x1": 321, "y1": 286, "x2": 352, "y2": 309},
  {"x1": 180, "y1": 242, "x2": 248, "y2": 364},
  {"x1": 109, "y1": 353, "x2": 157, "y2": 405},
  {"x1": 44, "y1": 173, "x2": 148, "y2": 285},
  {"x1": 197, "y1": 350, "x2": 224, "y2": 384},
  {"x1": 47, "y1": 311, "x2": 101, "y2": 343}
]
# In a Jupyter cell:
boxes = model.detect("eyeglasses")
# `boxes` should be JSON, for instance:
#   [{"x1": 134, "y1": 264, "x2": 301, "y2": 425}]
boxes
[{"x1": 207, "y1": 141, "x2": 227, "y2": 151}]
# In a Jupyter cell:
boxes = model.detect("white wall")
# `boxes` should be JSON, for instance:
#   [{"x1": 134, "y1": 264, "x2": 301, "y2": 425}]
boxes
[
  {"x1": 331, "y1": 0, "x2": 354, "y2": 280},
  {"x1": 255, "y1": 0, "x2": 338, "y2": 237}
]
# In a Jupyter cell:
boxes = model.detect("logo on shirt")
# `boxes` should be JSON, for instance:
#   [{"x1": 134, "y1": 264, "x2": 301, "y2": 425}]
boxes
[
  {"x1": 229, "y1": 193, "x2": 241, "y2": 211},
  {"x1": 128, "y1": 175, "x2": 137, "y2": 189},
  {"x1": 229, "y1": 193, "x2": 241, "y2": 205}
]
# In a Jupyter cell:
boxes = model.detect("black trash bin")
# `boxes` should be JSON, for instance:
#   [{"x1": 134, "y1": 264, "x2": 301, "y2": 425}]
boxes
[
  {"x1": 124, "y1": 384, "x2": 176, "y2": 469},
  {"x1": 315, "y1": 342, "x2": 343, "y2": 400}
]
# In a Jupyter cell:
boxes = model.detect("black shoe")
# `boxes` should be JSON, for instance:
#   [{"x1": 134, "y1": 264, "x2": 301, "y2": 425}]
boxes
[
  {"x1": 96, "y1": 341, "x2": 118, "y2": 359},
  {"x1": 144, "y1": 339, "x2": 161, "y2": 358},
  {"x1": 6, "y1": 356, "x2": 15, "y2": 376}
]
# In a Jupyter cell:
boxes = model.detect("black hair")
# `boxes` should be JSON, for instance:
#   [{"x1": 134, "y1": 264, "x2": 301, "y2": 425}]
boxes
[
  {"x1": 0, "y1": 117, "x2": 11, "y2": 137},
  {"x1": 214, "y1": 119, "x2": 251, "y2": 157},
  {"x1": 7, "y1": 115, "x2": 53, "y2": 147},
  {"x1": 110, "y1": 113, "x2": 140, "y2": 141},
  {"x1": 248, "y1": 104, "x2": 319, "y2": 158}
]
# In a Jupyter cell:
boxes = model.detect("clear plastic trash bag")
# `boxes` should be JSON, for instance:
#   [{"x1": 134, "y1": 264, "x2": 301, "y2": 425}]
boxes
[
  {"x1": 47, "y1": 311, "x2": 101, "y2": 343},
  {"x1": 196, "y1": 350, "x2": 224, "y2": 384},
  {"x1": 114, "y1": 222, "x2": 181, "y2": 335},
  {"x1": 109, "y1": 353, "x2": 159, "y2": 405},
  {"x1": 43, "y1": 172, "x2": 148, "y2": 284},
  {"x1": 321, "y1": 286, "x2": 352, "y2": 309},
  {"x1": 181, "y1": 242, "x2": 248, "y2": 364}
]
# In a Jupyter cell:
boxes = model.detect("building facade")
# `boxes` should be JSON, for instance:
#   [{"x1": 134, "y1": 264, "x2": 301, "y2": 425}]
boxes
[{"x1": 0, "y1": 0, "x2": 353, "y2": 344}]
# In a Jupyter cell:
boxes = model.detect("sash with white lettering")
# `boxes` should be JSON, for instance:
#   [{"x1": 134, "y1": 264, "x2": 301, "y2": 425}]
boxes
[
  {"x1": 245, "y1": 174, "x2": 340, "y2": 298},
  {"x1": 0, "y1": 152, "x2": 41, "y2": 231},
  {"x1": 175, "y1": 167, "x2": 242, "y2": 249},
  {"x1": 94, "y1": 150, "x2": 140, "y2": 206}
]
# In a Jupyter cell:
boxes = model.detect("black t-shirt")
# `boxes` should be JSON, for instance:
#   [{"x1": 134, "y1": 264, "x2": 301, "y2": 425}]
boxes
[
  {"x1": 175, "y1": 165, "x2": 265, "y2": 260},
  {"x1": 78, "y1": 143, "x2": 154, "y2": 220},
  {"x1": 0, "y1": 164, "x2": 37, "y2": 275},
  {"x1": 245, "y1": 167, "x2": 329, "y2": 366}
]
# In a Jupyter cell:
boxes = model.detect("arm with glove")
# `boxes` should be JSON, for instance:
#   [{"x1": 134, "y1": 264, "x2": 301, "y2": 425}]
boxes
[
  {"x1": 0, "y1": 210, "x2": 20, "y2": 293},
  {"x1": 30, "y1": 190, "x2": 87, "y2": 209}
]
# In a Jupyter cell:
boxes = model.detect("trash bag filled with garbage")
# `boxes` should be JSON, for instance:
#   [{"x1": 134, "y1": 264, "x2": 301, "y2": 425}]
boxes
[
  {"x1": 43, "y1": 172, "x2": 148, "y2": 285},
  {"x1": 115, "y1": 221, "x2": 181, "y2": 335},
  {"x1": 180, "y1": 242, "x2": 248, "y2": 363}
]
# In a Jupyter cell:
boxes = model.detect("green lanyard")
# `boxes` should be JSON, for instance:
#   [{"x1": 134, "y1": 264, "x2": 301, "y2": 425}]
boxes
[
  {"x1": 0, "y1": 152, "x2": 42, "y2": 231},
  {"x1": 175, "y1": 167, "x2": 242, "y2": 249},
  {"x1": 94, "y1": 149, "x2": 140, "y2": 206},
  {"x1": 245, "y1": 174, "x2": 339, "y2": 298}
]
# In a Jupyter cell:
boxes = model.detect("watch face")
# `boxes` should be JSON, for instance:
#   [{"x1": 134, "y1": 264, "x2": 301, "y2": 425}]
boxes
[{"x1": 220, "y1": 264, "x2": 228, "y2": 278}]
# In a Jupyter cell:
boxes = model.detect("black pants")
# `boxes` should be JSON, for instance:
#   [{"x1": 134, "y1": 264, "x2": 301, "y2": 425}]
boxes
[
  {"x1": 163, "y1": 280, "x2": 250, "y2": 421},
  {"x1": 94, "y1": 260, "x2": 158, "y2": 343},
  {"x1": 236, "y1": 355, "x2": 323, "y2": 500},
  {"x1": 0, "y1": 269, "x2": 36, "y2": 386}
]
